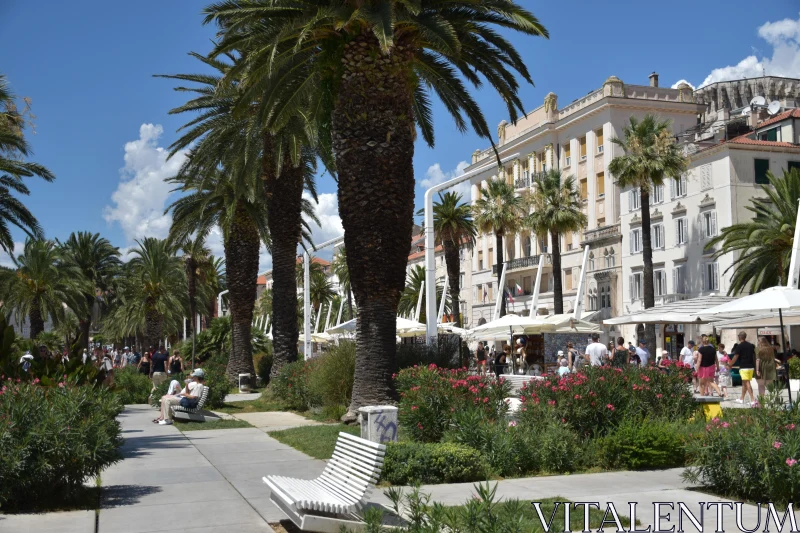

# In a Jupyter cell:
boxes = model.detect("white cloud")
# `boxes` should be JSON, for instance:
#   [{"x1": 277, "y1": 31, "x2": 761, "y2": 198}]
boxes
[
  {"x1": 418, "y1": 161, "x2": 471, "y2": 198},
  {"x1": 697, "y1": 13, "x2": 800, "y2": 87},
  {"x1": 104, "y1": 124, "x2": 187, "y2": 243},
  {"x1": 303, "y1": 192, "x2": 344, "y2": 258},
  {"x1": 0, "y1": 241, "x2": 24, "y2": 268},
  {"x1": 670, "y1": 79, "x2": 695, "y2": 90}
]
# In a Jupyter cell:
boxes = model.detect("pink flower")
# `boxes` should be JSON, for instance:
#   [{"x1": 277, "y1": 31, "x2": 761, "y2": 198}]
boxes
[
  {"x1": 547, "y1": 400, "x2": 556, "y2": 406},
  {"x1": 656, "y1": 394, "x2": 663, "y2": 399},
  {"x1": 722, "y1": 422, "x2": 730, "y2": 428},
  {"x1": 606, "y1": 404, "x2": 615, "y2": 411},
  {"x1": 774, "y1": 441, "x2": 783, "y2": 449},
  {"x1": 787, "y1": 458, "x2": 797, "y2": 467},
  {"x1": 411, "y1": 405, "x2": 418, "y2": 410},
  {"x1": 508, "y1": 421, "x2": 517, "y2": 427},
  {"x1": 787, "y1": 424, "x2": 796, "y2": 430}
]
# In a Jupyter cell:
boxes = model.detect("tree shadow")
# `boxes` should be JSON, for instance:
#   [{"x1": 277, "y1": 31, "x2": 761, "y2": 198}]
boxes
[
  {"x1": 119, "y1": 433, "x2": 192, "y2": 458},
  {"x1": 101, "y1": 485, "x2": 162, "y2": 508}
]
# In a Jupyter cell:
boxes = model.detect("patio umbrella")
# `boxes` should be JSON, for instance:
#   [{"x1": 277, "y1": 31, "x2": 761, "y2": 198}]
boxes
[
  {"x1": 702, "y1": 286, "x2": 800, "y2": 406},
  {"x1": 542, "y1": 313, "x2": 601, "y2": 334},
  {"x1": 326, "y1": 316, "x2": 425, "y2": 337},
  {"x1": 467, "y1": 313, "x2": 555, "y2": 339}
]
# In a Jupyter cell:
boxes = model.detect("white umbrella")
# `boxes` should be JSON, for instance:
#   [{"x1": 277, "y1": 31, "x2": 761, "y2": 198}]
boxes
[
  {"x1": 603, "y1": 295, "x2": 740, "y2": 325},
  {"x1": 468, "y1": 313, "x2": 555, "y2": 339},
  {"x1": 542, "y1": 313, "x2": 601, "y2": 334},
  {"x1": 702, "y1": 286, "x2": 800, "y2": 406},
  {"x1": 326, "y1": 316, "x2": 425, "y2": 336}
]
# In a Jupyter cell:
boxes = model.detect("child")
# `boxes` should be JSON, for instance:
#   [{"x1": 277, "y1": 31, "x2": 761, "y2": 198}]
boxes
[
  {"x1": 557, "y1": 358, "x2": 570, "y2": 377},
  {"x1": 717, "y1": 343, "x2": 730, "y2": 399}
]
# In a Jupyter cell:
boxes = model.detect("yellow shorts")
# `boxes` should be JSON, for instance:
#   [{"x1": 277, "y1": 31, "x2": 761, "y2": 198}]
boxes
[{"x1": 739, "y1": 368, "x2": 754, "y2": 381}]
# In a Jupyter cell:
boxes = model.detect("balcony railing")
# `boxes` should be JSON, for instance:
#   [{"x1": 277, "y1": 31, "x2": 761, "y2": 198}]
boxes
[
  {"x1": 582, "y1": 223, "x2": 621, "y2": 244},
  {"x1": 493, "y1": 254, "x2": 551, "y2": 275},
  {"x1": 514, "y1": 171, "x2": 547, "y2": 190}
]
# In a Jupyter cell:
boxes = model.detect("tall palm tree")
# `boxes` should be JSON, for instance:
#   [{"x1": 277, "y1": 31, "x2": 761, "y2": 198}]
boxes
[
  {"x1": 205, "y1": 0, "x2": 547, "y2": 414},
  {"x1": 422, "y1": 192, "x2": 476, "y2": 327},
  {"x1": 0, "y1": 75, "x2": 55, "y2": 254},
  {"x1": 707, "y1": 168, "x2": 800, "y2": 294},
  {"x1": 180, "y1": 237, "x2": 212, "y2": 367},
  {"x1": 331, "y1": 248, "x2": 353, "y2": 321},
  {"x1": 473, "y1": 179, "x2": 527, "y2": 317},
  {"x1": 0, "y1": 239, "x2": 88, "y2": 339},
  {"x1": 609, "y1": 115, "x2": 687, "y2": 354},
  {"x1": 526, "y1": 170, "x2": 587, "y2": 314},
  {"x1": 397, "y1": 265, "x2": 447, "y2": 323},
  {"x1": 59, "y1": 232, "x2": 121, "y2": 349}
]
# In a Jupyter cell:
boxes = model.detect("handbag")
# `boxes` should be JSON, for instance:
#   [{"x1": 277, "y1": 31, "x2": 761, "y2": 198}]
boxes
[{"x1": 179, "y1": 396, "x2": 199, "y2": 409}]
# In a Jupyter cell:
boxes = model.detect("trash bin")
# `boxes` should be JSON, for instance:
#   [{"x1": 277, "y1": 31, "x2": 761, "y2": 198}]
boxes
[
  {"x1": 238, "y1": 373, "x2": 251, "y2": 393},
  {"x1": 358, "y1": 405, "x2": 398, "y2": 444}
]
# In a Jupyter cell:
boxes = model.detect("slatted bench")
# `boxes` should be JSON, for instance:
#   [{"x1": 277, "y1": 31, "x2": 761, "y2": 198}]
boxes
[
  {"x1": 264, "y1": 432, "x2": 395, "y2": 532},
  {"x1": 500, "y1": 374, "x2": 545, "y2": 394},
  {"x1": 170, "y1": 385, "x2": 215, "y2": 422}
]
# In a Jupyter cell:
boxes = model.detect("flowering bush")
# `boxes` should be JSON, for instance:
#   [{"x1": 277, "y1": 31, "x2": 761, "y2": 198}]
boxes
[
  {"x1": 395, "y1": 364, "x2": 512, "y2": 442},
  {"x1": 269, "y1": 359, "x2": 320, "y2": 411},
  {"x1": 0, "y1": 378, "x2": 123, "y2": 509},
  {"x1": 517, "y1": 364, "x2": 697, "y2": 438},
  {"x1": 684, "y1": 393, "x2": 800, "y2": 504}
]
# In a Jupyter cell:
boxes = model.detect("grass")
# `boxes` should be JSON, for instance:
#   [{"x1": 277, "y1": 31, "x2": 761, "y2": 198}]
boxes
[
  {"x1": 174, "y1": 418, "x2": 253, "y2": 431},
  {"x1": 214, "y1": 391, "x2": 343, "y2": 423},
  {"x1": 270, "y1": 424, "x2": 360, "y2": 459}
]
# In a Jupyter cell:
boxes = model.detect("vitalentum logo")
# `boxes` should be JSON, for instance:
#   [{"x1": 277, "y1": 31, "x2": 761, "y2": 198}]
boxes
[{"x1": 530, "y1": 502, "x2": 798, "y2": 533}]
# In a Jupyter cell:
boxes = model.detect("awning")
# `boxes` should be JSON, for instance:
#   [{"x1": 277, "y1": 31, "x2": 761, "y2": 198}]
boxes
[
  {"x1": 603, "y1": 295, "x2": 743, "y2": 326},
  {"x1": 711, "y1": 311, "x2": 800, "y2": 330},
  {"x1": 542, "y1": 313, "x2": 601, "y2": 333}
]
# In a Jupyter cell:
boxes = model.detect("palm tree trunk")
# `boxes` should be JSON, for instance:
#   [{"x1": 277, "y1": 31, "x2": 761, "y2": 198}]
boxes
[
  {"x1": 551, "y1": 231, "x2": 564, "y2": 315},
  {"x1": 346, "y1": 291, "x2": 353, "y2": 321},
  {"x1": 640, "y1": 189, "x2": 656, "y2": 358},
  {"x1": 495, "y1": 233, "x2": 506, "y2": 317},
  {"x1": 144, "y1": 308, "x2": 162, "y2": 351},
  {"x1": 264, "y1": 144, "x2": 304, "y2": 378},
  {"x1": 185, "y1": 257, "x2": 197, "y2": 362},
  {"x1": 444, "y1": 239, "x2": 462, "y2": 327},
  {"x1": 224, "y1": 200, "x2": 259, "y2": 382},
  {"x1": 333, "y1": 35, "x2": 415, "y2": 417},
  {"x1": 29, "y1": 303, "x2": 44, "y2": 340},
  {"x1": 79, "y1": 294, "x2": 93, "y2": 349}
]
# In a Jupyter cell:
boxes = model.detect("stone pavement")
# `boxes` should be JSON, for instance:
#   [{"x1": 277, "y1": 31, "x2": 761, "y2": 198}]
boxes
[
  {"x1": 232, "y1": 411, "x2": 330, "y2": 432},
  {"x1": 224, "y1": 392, "x2": 262, "y2": 403}
]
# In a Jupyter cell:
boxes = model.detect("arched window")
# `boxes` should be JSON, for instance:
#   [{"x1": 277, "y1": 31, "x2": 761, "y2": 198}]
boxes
[
  {"x1": 525, "y1": 236, "x2": 533, "y2": 257},
  {"x1": 588, "y1": 252, "x2": 595, "y2": 271}
]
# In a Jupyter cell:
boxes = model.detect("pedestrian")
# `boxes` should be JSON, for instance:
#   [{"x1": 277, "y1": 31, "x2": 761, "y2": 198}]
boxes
[
  {"x1": 717, "y1": 343, "x2": 731, "y2": 398},
  {"x1": 168, "y1": 350, "x2": 185, "y2": 375},
  {"x1": 635, "y1": 339, "x2": 651, "y2": 367},
  {"x1": 494, "y1": 346, "x2": 509, "y2": 378},
  {"x1": 567, "y1": 342, "x2": 581, "y2": 371},
  {"x1": 557, "y1": 358, "x2": 570, "y2": 377},
  {"x1": 681, "y1": 340, "x2": 699, "y2": 393},
  {"x1": 155, "y1": 368, "x2": 206, "y2": 426},
  {"x1": 657, "y1": 349, "x2": 671, "y2": 371},
  {"x1": 697, "y1": 334, "x2": 723, "y2": 397},
  {"x1": 729, "y1": 331, "x2": 756, "y2": 405},
  {"x1": 151, "y1": 346, "x2": 169, "y2": 387},
  {"x1": 609, "y1": 336, "x2": 628, "y2": 368},
  {"x1": 755, "y1": 336, "x2": 780, "y2": 399},
  {"x1": 138, "y1": 351, "x2": 151, "y2": 376},
  {"x1": 584, "y1": 333, "x2": 608, "y2": 367},
  {"x1": 476, "y1": 342, "x2": 487, "y2": 376}
]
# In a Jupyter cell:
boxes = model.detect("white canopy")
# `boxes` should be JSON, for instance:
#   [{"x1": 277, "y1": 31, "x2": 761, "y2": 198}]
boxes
[
  {"x1": 542, "y1": 313, "x2": 601, "y2": 333},
  {"x1": 701, "y1": 286, "x2": 800, "y2": 315},
  {"x1": 325, "y1": 316, "x2": 425, "y2": 337},
  {"x1": 711, "y1": 311, "x2": 800, "y2": 330},
  {"x1": 468, "y1": 313, "x2": 556, "y2": 339},
  {"x1": 603, "y1": 295, "x2": 741, "y2": 325}
]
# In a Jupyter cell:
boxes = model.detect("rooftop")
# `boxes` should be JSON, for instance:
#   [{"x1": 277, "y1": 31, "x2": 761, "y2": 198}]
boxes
[{"x1": 755, "y1": 108, "x2": 800, "y2": 130}]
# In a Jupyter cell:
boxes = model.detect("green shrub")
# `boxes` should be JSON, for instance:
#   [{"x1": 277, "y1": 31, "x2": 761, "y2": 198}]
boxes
[
  {"x1": 308, "y1": 341, "x2": 355, "y2": 418},
  {"x1": 270, "y1": 359, "x2": 319, "y2": 411},
  {"x1": 788, "y1": 357, "x2": 800, "y2": 379},
  {"x1": 596, "y1": 418, "x2": 688, "y2": 470},
  {"x1": 254, "y1": 350, "x2": 273, "y2": 383},
  {"x1": 382, "y1": 441, "x2": 488, "y2": 485},
  {"x1": 0, "y1": 380, "x2": 123, "y2": 509},
  {"x1": 396, "y1": 338, "x2": 460, "y2": 370},
  {"x1": 113, "y1": 366, "x2": 152, "y2": 404}
]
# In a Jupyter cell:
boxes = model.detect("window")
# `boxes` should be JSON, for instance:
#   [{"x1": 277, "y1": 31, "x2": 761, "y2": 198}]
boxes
[
  {"x1": 589, "y1": 288, "x2": 597, "y2": 311},
  {"x1": 596, "y1": 172, "x2": 605, "y2": 197},
  {"x1": 597, "y1": 217, "x2": 606, "y2": 227},
  {"x1": 629, "y1": 189, "x2": 640, "y2": 211},
  {"x1": 757, "y1": 128, "x2": 778, "y2": 142},
  {"x1": 588, "y1": 253, "x2": 595, "y2": 271},
  {"x1": 525, "y1": 236, "x2": 533, "y2": 257},
  {"x1": 547, "y1": 273, "x2": 553, "y2": 292},
  {"x1": 596, "y1": 129, "x2": 604, "y2": 153},
  {"x1": 564, "y1": 144, "x2": 571, "y2": 167},
  {"x1": 675, "y1": 217, "x2": 688, "y2": 245},
  {"x1": 630, "y1": 273, "x2": 643, "y2": 300},
  {"x1": 539, "y1": 237, "x2": 548, "y2": 254},
  {"x1": 608, "y1": 248, "x2": 615, "y2": 267},
  {"x1": 580, "y1": 136, "x2": 587, "y2": 160},
  {"x1": 630, "y1": 228, "x2": 642, "y2": 254},
  {"x1": 564, "y1": 268, "x2": 573, "y2": 291},
  {"x1": 523, "y1": 276, "x2": 532, "y2": 295},
  {"x1": 487, "y1": 282, "x2": 494, "y2": 302},
  {"x1": 580, "y1": 178, "x2": 588, "y2": 201},
  {"x1": 755, "y1": 158, "x2": 770, "y2": 185},
  {"x1": 702, "y1": 210, "x2": 717, "y2": 238},
  {"x1": 789, "y1": 161, "x2": 800, "y2": 173},
  {"x1": 488, "y1": 248, "x2": 494, "y2": 269},
  {"x1": 654, "y1": 270, "x2": 667, "y2": 297},
  {"x1": 652, "y1": 224, "x2": 664, "y2": 249},
  {"x1": 565, "y1": 231, "x2": 573, "y2": 251},
  {"x1": 478, "y1": 250, "x2": 484, "y2": 270},
  {"x1": 673, "y1": 265, "x2": 686, "y2": 294},
  {"x1": 601, "y1": 285, "x2": 611, "y2": 309},
  {"x1": 540, "y1": 152, "x2": 547, "y2": 173},
  {"x1": 476, "y1": 284, "x2": 482, "y2": 303},
  {"x1": 703, "y1": 262, "x2": 720, "y2": 291},
  {"x1": 603, "y1": 249, "x2": 610, "y2": 268},
  {"x1": 672, "y1": 175, "x2": 688, "y2": 197},
  {"x1": 652, "y1": 184, "x2": 664, "y2": 204}
]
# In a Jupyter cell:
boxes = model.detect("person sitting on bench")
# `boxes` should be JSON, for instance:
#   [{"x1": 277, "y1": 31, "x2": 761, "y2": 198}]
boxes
[{"x1": 155, "y1": 368, "x2": 206, "y2": 425}]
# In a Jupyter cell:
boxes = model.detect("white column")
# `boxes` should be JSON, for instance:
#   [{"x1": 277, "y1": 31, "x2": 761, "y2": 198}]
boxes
[
  {"x1": 335, "y1": 298, "x2": 344, "y2": 326},
  {"x1": 303, "y1": 251, "x2": 311, "y2": 359},
  {"x1": 574, "y1": 246, "x2": 591, "y2": 319},
  {"x1": 324, "y1": 301, "x2": 333, "y2": 331},
  {"x1": 493, "y1": 263, "x2": 508, "y2": 318},
  {"x1": 437, "y1": 272, "x2": 448, "y2": 323},
  {"x1": 183, "y1": 318, "x2": 187, "y2": 340},
  {"x1": 587, "y1": 129, "x2": 596, "y2": 228},
  {"x1": 531, "y1": 254, "x2": 545, "y2": 315},
  {"x1": 414, "y1": 281, "x2": 425, "y2": 322}
]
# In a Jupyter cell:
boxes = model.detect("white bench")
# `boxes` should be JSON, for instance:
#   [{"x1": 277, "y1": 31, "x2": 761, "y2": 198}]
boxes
[
  {"x1": 500, "y1": 374, "x2": 545, "y2": 394},
  {"x1": 264, "y1": 432, "x2": 390, "y2": 532},
  {"x1": 170, "y1": 386, "x2": 214, "y2": 422}
]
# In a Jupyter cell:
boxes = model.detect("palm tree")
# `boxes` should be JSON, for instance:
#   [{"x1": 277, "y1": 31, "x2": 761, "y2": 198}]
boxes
[
  {"x1": 609, "y1": 115, "x2": 687, "y2": 354},
  {"x1": 422, "y1": 192, "x2": 476, "y2": 327},
  {"x1": 707, "y1": 168, "x2": 800, "y2": 294},
  {"x1": 0, "y1": 75, "x2": 55, "y2": 254},
  {"x1": 59, "y1": 232, "x2": 121, "y2": 350},
  {"x1": 331, "y1": 248, "x2": 353, "y2": 321},
  {"x1": 397, "y1": 265, "x2": 447, "y2": 323},
  {"x1": 473, "y1": 179, "x2": 527, "y2": 317},
  {"x1": 0, "y1": 239, "x2": 87, "y2": 339},
  {"x1": 526, "y1": 170, "x2": 587, "y2": 314},
  {"x1": 205, "y1": 0, "x2": 547, "y2": 414},
  {"x1": 179, "y1": 237, "x2": 213, "y2": 367}
]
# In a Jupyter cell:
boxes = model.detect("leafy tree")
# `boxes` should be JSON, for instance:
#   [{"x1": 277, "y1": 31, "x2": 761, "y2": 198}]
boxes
[
  {"x1": 59, "y1": 232, "x2": 121, "y2": 350},
  {"x1": 0, "y1": 75, "x2": 55, "y2": 254},
  {"x1": 609, "y1": 115, "x2": 687, "y2": 354},
  {"x1": 472, "y1": 179, "x2": 527, "y2": 317},
  {"x1": 331, "y1": 248, "x2": 354, "y2": 321},
  {"x1": 707, "y1": 168, "x2": 800, "y2": 294},
  {"x1": 397, "y1": 265, "x2": 447, "y2": 323},
  {"x1": 526, "y1": 170, "x2": 587, "y2": 314},
  {"x1": 205, "y1": 0, "x2": 547, "y2": 414}
]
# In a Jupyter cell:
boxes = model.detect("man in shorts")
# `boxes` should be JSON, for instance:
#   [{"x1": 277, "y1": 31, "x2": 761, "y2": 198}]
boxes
[
  {"x1": 476, "y1": 342, "x2": 487, "y2": 376},
  {"x1": 729, "y1": 331, "x2": 756, "y2": 405}
]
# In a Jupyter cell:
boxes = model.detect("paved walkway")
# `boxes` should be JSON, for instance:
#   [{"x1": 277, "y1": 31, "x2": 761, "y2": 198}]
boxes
[{"x1": 6, "y1": 404, "x2": 797, "y2": 533}]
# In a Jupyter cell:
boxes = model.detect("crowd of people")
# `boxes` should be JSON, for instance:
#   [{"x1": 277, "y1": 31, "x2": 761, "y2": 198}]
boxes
[{"x1": 472, "y1": 330, "x2": 793, "y2": 406}]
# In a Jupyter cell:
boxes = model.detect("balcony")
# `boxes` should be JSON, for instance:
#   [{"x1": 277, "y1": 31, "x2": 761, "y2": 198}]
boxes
[
  {"x1": 582, "y1": 223, "x2": 621, "y2": 245},
  {"x1": 493, "y1": 254, "x2": 551, "y2": 275},
  {"x1": 514, "y1": 171, "x2": 547, "y2": 190}
]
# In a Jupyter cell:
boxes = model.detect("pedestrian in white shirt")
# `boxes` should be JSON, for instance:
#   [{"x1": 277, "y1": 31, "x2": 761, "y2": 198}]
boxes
[
  {"x1": 635, "y1": 340, "x2": 651, "y2": 367},
  {"x1": 584, "y1": 333, "x2": 608, "y2": 367},
  {"x1": 681, "y1": 340, "x2": 699, "y2": 392}
]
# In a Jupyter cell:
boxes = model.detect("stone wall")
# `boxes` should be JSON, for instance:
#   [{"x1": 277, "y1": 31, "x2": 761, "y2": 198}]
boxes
[{"x1": 543, "y1": 333, "x2": 593, "y2": 363}]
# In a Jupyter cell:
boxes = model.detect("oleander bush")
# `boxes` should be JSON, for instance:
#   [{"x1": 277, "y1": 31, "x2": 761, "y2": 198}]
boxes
[
  {"x1": 269, "y1": 359, "x2": 320, "y2": 411},
  {"x1": 788, "y1": 357, "x2": 800, "y2": 379},
  {"x1": 113, "y1": 366, "x2": 153, "y2": 404},
  {"x1": 596, "y1": 418, "x2": 691, "y2": 470},
  {"x1": 382, "y1": 441, "x2": 488, "y2": 485},
  {"x1": 684, "y1": 390, "x2": 800, "y2": 504},
  {"x1": 0, "y1": 379, "x2": 123, "y2": 509},
  {"x1": 307, "y1": 341, "x2": 355, "y2": 419}
]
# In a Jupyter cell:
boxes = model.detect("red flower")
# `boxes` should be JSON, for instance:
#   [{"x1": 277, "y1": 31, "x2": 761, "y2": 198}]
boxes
[{"x1": 606, "y1": 404, "x2": 615, "y2": 411}]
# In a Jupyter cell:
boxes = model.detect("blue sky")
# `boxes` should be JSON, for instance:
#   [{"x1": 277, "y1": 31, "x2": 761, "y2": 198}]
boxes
[{"x1": 1, "y1": 0, "x2": 798, "y2": 268}]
